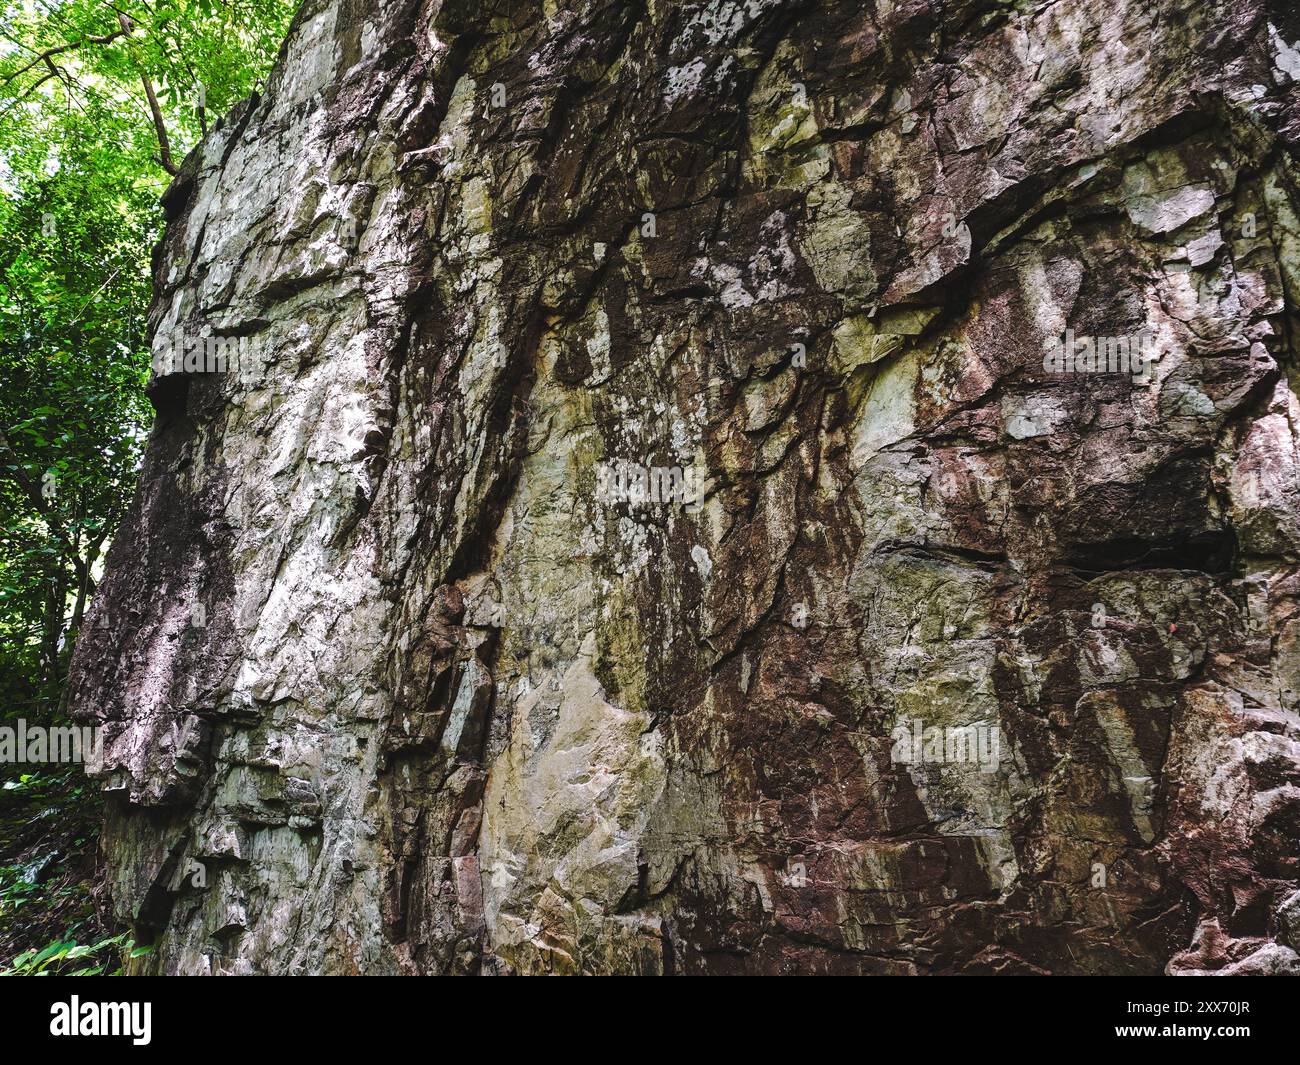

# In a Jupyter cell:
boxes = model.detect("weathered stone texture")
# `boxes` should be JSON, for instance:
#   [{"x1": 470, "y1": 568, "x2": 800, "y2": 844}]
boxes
[{"x1": 69, "y1": 0, "x2": 1300, "y2": 974}]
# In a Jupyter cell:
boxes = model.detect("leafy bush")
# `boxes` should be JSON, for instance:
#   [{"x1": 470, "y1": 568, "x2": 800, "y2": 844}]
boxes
[{"x1": 2, "y1": 933, "x2": 152, "y2": 976}]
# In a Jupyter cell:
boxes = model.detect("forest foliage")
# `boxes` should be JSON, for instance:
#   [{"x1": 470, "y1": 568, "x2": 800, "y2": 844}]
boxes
[{"x1": 0, "y1": 0, "x2": 295, "y2": 969}]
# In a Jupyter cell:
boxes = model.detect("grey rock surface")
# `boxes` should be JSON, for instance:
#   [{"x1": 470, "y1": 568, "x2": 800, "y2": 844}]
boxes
[{"x1": 69, "y1": 0, "x2": 1300, "y2": 974}]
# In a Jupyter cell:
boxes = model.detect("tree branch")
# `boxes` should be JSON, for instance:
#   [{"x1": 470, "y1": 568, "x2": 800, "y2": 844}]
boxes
[
  {"x1": 0, "y1": 426, "x2": 79, "y2": 563},
  {"x1": 109, "y1": 13, "x2": 180, "y2": 176},
  {"x1": 0, "y1": 25, "x2": 128, "y2": 86},
  {"x1": 0, "y1": 55, "x2": 65, "y2": 122},
  {"x1": 3, "y1": 11, "x2": 188, "y2": 177},
  {"x1": 138, "y1": 69, "x2": 179, "y2": 175}
]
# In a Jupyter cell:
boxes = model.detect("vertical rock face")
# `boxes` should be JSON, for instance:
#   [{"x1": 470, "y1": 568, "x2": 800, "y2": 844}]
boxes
[{"x1": 68, "y1": 0, "x2": 1300, "y2": 974}]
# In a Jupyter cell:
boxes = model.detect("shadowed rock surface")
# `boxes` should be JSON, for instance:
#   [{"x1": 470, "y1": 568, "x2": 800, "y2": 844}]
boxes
[{"x1": 68, "y1": 0, "x2": 1300, "y2": 974}]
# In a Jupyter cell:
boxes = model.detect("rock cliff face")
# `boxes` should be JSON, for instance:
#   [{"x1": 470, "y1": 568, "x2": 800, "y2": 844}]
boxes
[{"x1": 68, "y1": 0, "x2": 1300, "y2": 974}]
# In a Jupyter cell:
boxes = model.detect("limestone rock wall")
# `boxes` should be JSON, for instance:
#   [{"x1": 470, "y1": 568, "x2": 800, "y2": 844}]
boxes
[{"x1": 68, "y1": 0, "x2": 1300, "y2": 974}]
